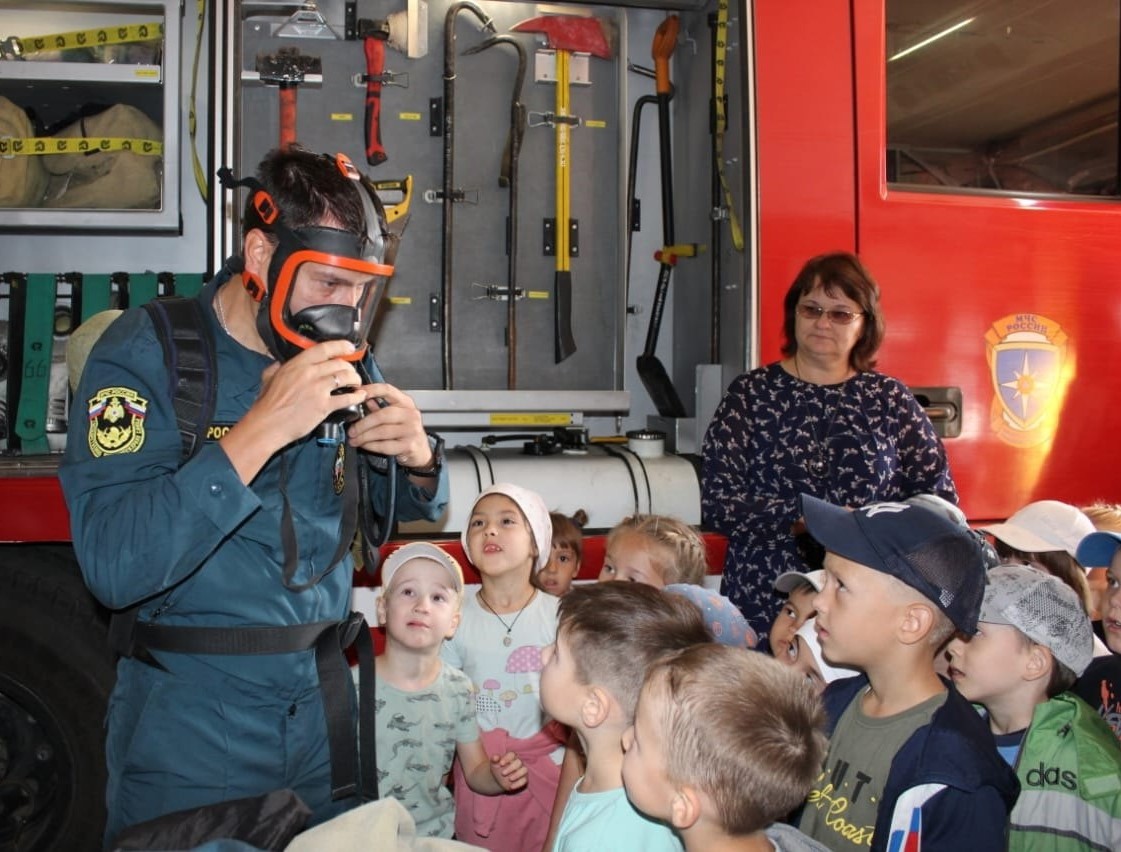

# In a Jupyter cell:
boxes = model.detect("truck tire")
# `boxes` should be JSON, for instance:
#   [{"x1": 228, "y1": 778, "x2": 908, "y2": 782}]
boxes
[{"x1": 0, "y1": 553, "x2": 114, "y2": 852}]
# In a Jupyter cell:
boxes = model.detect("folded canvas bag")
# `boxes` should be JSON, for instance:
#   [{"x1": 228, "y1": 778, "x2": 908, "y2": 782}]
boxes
[
  {"x1": 42, "y1": 103, "x2": 162, "y2": 209},
  {"x1": 0, "y1": 96, "x2": 48, "y2": 208}
]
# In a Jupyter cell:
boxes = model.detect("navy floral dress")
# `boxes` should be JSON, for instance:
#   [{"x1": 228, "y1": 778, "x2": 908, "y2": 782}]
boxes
[{"x1": 701, "y1": 363, "x2": 957, "y2": 634}]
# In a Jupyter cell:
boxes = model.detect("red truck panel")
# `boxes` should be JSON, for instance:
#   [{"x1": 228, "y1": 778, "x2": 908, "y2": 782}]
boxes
[
  {"x1": 851, "y1": 0, "x2": 1121, "y2": 518},
  {"x1": 0, "y1": 476, "x2": 71, "y2": 542}
]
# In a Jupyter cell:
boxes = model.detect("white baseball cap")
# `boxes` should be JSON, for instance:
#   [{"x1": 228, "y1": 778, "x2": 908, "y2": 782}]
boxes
[
  {"x1": 981, "y1": 501, "x2": 1095, "y2": 561},
  {"x1": 773, "y1": 569, "x2": 825, "y2": 595},
  {"x1": 795, "y1": 618, "x2": 860, "y2": 684}
]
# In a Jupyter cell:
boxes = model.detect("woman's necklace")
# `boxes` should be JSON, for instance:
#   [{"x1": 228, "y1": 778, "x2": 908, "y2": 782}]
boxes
[
  {"x1": 477, "y1": 588, "x2": 536, "y2": 646},
  {"x1": 793, "y1": 357, "x2": 844, "y2": 479}
]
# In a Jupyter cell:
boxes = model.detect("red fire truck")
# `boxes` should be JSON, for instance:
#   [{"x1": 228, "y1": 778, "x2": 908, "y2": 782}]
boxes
[{"x1": 0, "y1": 0, "x2": 1118, "y2": 848}]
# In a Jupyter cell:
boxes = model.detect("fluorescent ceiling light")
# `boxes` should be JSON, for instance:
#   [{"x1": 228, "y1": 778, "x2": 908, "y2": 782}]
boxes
[{"x1": 889, "y1": 17, "x2": 976, "y2": 62}]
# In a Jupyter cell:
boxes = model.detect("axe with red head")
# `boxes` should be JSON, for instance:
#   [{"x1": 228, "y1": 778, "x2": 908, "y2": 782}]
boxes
[
  {"x1": 511, "y1": 15, "x2": 612, "y2": 363},
  {"x1": 510, "y1": 15, "x2": 612, "y2": 58}
]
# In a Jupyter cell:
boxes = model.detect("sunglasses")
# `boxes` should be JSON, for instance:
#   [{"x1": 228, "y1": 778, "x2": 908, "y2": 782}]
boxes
[{"x1": 796, "y1": 304, "x2": 864, "y2": 325}]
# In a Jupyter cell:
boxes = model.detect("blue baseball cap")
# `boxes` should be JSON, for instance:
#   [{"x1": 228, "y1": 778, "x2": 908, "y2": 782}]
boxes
[
  {"x1": 1076, "y1": 530, "x2": 1121, "y2": 569},
  {"x1": 800, "y1": 494, "x2": 988, "y2": 634}
]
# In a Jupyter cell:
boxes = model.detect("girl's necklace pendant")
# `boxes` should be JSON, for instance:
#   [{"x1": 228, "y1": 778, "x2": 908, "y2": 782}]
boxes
[{"x1": 503, "y1": 634, "x2": 512, "y2": 647}]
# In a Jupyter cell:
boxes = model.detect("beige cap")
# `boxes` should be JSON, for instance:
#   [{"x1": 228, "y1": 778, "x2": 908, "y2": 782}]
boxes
[
  {"x1": 981, "y1": 500, "x2": 1095, "y2": 561},
  {"x1": 66, "y1": 309, "x2": 123, "y2": 393},
  {"x1": 381, "y1": 542, "x2": 465, "y2": 593}
]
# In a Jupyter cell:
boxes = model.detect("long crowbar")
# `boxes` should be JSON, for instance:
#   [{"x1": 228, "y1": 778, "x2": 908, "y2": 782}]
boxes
[
  {"x1": 464, "y1": 35, "x2": 527, "y2": 389},
  {"x1": 512, "y1": 15, "x2": 611, "y2": 364},
  {"x1": 439, "y1": 1, "x2": 495, "y2": 388}
]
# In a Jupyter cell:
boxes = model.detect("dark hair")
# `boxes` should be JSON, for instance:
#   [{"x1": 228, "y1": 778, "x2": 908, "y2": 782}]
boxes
[
  {"x1": 1046, "y1": 658, "x2": 1078, "y2": 698},
  {"x1": 558, "y1": 583, "x2": 711, "y2": 721},
  {"x1": 243, "y1": 145, "x2": 389, "y2": 253},
  {"x1": 1010, "y1": 627, "x2": 1078, "y2": 698},
  {"x1": 781, "y1": 251, "x2": 886, "y2": 371},
  {"x1": 648, "y1": 645, "x2": 827, "y2": 835},
  {"x1": 551, "y1": 510, "x2": 588, "y2": 561}
]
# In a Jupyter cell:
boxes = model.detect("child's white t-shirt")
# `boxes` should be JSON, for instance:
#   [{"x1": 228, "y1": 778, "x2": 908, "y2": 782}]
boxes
[{"x1": 442, "y1": 589, "x2": 560, "y2": 745}]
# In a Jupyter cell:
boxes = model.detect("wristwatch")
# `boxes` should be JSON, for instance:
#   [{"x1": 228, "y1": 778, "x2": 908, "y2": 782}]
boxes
[{"x1": 400, "y1": 432, "x2": 445, "y2": 477}]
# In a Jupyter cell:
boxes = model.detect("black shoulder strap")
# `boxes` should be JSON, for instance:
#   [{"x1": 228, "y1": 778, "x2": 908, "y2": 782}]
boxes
[
  {"x1": 142, "y1": 296, "x2": 217, "y2": 460},
  {"x1": 111, "y1": 298, "x2": 216, "y2": 658}
]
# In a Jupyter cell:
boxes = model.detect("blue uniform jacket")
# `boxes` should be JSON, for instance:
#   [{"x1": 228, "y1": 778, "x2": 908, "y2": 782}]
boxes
[
  {"x1": 59, "y1": 279, "x2": 448, "y2": 694},
  {"x1": 822, "y1": 675, "x2": 1020, "y2": 852}
]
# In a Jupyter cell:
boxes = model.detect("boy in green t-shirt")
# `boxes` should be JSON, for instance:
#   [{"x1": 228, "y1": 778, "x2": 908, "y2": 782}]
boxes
[
  {"x1": 796, "y1": 495, "x2": 1019, "y2": 852},
  {"x1": 372, "y1": 543, "x2": 526, "y2": 838}
]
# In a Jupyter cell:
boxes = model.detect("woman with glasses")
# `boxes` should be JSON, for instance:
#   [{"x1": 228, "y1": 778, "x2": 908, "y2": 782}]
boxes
[{"x1": 701, "y1": 251, "x2": 957, "y2": 638}]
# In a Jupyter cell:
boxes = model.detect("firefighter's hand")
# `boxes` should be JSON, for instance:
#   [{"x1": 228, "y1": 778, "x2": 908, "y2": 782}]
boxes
[
  {"x1": 347, "y1": 381, "x2": 432, "y2": 469},
  {"x1": 221, "y1": 341, "x2": 364, "y2": 482},
  {"x1": 255, "y1": 341, "x2": 365, "y2": 440}
]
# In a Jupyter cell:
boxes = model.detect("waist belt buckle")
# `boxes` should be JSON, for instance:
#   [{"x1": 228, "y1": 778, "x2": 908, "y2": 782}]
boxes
[{"x1": 338, "y1": 612, "x2": 365, "y2": 649}]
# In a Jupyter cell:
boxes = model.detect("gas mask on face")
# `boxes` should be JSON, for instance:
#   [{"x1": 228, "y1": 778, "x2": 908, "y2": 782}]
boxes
[{"x1": 219, "y1": 153, "x2": 395, "y2": 365}]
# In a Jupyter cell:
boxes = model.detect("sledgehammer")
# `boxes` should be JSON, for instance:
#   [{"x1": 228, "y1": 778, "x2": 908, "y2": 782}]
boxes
[
  {"x1": 254, "y1": 47, "x2": 322, "y2": 148},
  {"x1": 511, "y1": 15, "x2": 611, "y2": 364}
]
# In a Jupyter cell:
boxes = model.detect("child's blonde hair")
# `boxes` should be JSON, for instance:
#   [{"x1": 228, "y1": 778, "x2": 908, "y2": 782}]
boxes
[
  {"x1": 1081, "y1": 501, "x2": 1121, "y2": 533},
  {"x1": 559, "y1": 583, "x2": 711, "y2": 721},
  {"x1": 606, "y1": 514, "x2": 708, "y2": 586},
  {"x1": 645, "y1": 644, "x2": 826, "y2": 836}
]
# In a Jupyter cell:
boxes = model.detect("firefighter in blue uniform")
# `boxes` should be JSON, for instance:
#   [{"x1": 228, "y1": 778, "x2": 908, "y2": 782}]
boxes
[{"x1": 59, "y1": 146, "x2": 448, "y2": 845}]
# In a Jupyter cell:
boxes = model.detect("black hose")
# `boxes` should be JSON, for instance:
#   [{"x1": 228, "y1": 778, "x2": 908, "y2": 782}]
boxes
[
  {"x1": 440, "y1": 1, "x2": 495, "y2": 389},
  {"x1": 708, "y1": 12, "x2": 722, "y2": 363},
  {"x1": 355, "y1": 362, "x2": 396, "y2": 574}
]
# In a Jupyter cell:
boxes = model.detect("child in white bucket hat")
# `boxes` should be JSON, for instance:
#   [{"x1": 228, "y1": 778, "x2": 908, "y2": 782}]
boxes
[{"x1": 443, "y1": 484, "x2": 564, "y2": 851}]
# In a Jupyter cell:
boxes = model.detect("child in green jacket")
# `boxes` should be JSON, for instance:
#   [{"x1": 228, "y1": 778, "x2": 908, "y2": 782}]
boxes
[{"x1": 946, "y1": 562, "x2": 1121, "y2": 850}]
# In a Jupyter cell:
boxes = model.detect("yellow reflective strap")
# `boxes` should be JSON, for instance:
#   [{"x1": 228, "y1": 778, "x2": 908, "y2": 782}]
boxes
[
  {"x1": 188, "y1": 0, "x2": 208, "y2": 201},
  {"x1": 0, "y1": 136, "x2": 164, "y2": 157},
  {"x1": 16, "y1": 22, "x2": 164, "y2": 55}
]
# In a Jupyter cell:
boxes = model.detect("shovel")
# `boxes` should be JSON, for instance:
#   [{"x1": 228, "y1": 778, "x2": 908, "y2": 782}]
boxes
[{"x1": 636, "y1": 16, "x2": 687, "y2": 418}]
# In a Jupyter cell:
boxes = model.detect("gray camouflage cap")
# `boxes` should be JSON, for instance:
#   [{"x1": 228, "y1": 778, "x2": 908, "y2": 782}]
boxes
[{"x1": 978, "y1": 562, "x2": 1093, "y2": 675}]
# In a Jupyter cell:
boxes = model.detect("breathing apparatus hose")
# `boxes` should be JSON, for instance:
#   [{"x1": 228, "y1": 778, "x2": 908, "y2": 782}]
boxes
[{"x1": 355, "y1": 361, "x2": 397, "y2": 574}]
